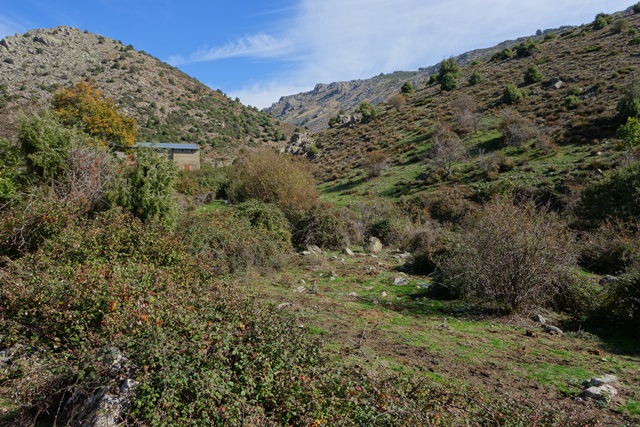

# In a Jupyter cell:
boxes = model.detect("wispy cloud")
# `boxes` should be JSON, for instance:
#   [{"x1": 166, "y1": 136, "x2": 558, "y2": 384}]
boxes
[
  {"x1": 174, "y1": 0, "x2": 632, "y2": 108},
  {"x1": 0, "y1": 16, "x2": 23, "y2": 38},
  {"x1": 168, "y1": 33, "x2": 294, "y2": 66}
]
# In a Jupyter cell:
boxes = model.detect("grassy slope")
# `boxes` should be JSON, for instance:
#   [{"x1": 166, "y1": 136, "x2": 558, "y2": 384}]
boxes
[{"x1": 310, "y1": 11, "x2": 640, "y2": 205}]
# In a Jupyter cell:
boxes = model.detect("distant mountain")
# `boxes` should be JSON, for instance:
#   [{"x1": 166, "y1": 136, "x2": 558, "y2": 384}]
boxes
[
  {"x1": 265, "y1": 29, "x2": 579, "y2": 131},
  {"x1": 0, "y1": 26, "x2": 294, "y2": 165}
]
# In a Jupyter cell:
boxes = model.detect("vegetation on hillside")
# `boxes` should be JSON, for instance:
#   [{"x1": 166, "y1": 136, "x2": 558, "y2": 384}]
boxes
[{"x1": 2, "y1": 7, "x2": 640, "y2": 427}]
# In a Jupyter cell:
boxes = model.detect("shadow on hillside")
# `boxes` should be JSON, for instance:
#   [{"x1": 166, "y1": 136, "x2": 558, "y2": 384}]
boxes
[
  {"x1": 557, "y1": 318, "x2": 640, "y2": 357},
  {"x1": 476, "y1": 135, "x2": 503, "y2": 152},
  {"x1": 323, "y1": 177, "x2": 367, "y2": 194},
  {"x1": 562, "y1": 115, "x2": 619, "y2": 143}
]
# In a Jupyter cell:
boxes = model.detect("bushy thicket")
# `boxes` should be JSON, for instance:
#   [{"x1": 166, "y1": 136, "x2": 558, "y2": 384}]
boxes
[{"x1": 436, "y1": 198, "x2": 576, "y2": 313}]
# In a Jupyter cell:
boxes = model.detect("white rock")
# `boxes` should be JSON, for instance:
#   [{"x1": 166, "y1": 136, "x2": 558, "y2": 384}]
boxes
[{"x1": 580, "y1": 385, "x2": 617, "y2": 401}]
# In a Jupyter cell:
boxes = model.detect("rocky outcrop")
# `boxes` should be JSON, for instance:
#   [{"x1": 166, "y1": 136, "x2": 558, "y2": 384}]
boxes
[{"x1": 285, "y1": 132, "x2": 316, "y2": 157}]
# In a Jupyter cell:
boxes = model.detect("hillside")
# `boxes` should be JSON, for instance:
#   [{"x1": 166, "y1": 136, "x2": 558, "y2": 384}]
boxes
[
  {"x1": 0, "y1": 26, "x2": 294, "y2": 165},
  {"x1": 265, "y1": 28, "x2": 574, "y2": 131},
  {"x1": 301, "y1": 7, "x2": 640, "y2": 207}
]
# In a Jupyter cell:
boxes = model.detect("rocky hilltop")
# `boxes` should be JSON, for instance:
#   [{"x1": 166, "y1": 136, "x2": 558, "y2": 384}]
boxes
[
  {"x1": 0, "y1": 26, "x2": 293, "y2": 165},
  {"x1": 265, "y1": 31, "x2": 574, "y2": 131}
]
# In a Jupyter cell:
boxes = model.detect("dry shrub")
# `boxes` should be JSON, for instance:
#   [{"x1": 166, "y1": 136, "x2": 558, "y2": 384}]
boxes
[
  {"x1": 452, "y1": 94, "x2": 479, "y2": 134},
  {"x1": 227, "y1": 148, "x2": 318, "y2": 215},
  {"x1": 428, "y1": 126, "x2": 466, "y2": 175},
  {"x1": 500, "y1": 108, "x2": 539, "y2": 148},
  {"x1": 361, "y1": 150, "x2": 389, "y2": 179},
  {"x1": 438, "y1": 198, "x2": 576, "y2": 313},
  {"x1": 386, "y1": 93, "x2": 406, "y2": 111},
  {"x1": 534, "y1": 133, "x2": 558, "y2": 154}
]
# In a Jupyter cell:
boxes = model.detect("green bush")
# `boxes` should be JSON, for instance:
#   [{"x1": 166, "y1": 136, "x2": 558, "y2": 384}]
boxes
[
  {"x1": 437, "y1": 57, "x2": 461, "y2": 91},
  {"x1": 0, "y1": 138, "x2": 21, "y2": 202},
  {"x1": 598, "y1": 270, "x2": 640, "y2": 330},
  {"x1": 593, "y1": 13, "x2": 612, "y2": 30},
  {"x1": 515, "y1": 40, "x2": 538, "y2": 57},
  {"x1": 401, "y1": 81, "x2": 414, "y2": 95},
  {"x1": 617, "y1": 77, "x2": 640, "y2": 119},
  {"x1": 107, "y1": 147, "x2": 178, "y2": 227},
  {"x1": 18, "y1": 111, "x2": 78, "y2": 181},
  {"x1": 468, "y1": 71, "x2": 482, "y2": 86},
  {"x1": 555, "y1": 269, "x2": 603, "y2": 316},
  {"x1": 492, "y1": 48, "x2": 514, "y2": 61},
  {"x1": 616, "y1": 116, "x2": 640, "y2": 150},
  {"x1": 437, "y1": 198, "x2": 576, "y2": 313},
  {"x1": 501, "y1": 84, "x2": 524, "y2": 104},
  {"x1": 358, "y1": 101, "x2": 377, "y2": 122},
  {"x1": 564, "y1": 94, "x2": 580, "y2": 109},
  {"x1": 523, "y1": 64, "x2": 543, "y2": 84},
  {"x1": 576, "y1": 162, "x2": 640, "y2": 227}
]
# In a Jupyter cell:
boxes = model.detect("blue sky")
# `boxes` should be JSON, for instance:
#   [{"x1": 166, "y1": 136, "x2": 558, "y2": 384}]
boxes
[{"x1": 0, "y1": 1, "x2": 633, "y2": 108}]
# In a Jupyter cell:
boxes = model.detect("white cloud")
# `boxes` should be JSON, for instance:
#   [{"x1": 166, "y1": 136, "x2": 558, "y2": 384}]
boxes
[
  {"x1": 168, "y1": 33, "x2": 294, "y2": 66},
  {"x1": 176, "y1": 0, "x2": 633, "y2": 108}
]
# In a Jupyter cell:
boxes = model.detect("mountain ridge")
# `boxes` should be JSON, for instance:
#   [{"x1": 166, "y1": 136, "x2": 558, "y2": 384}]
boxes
[{"x1": 0, "y1": 26, "x2": 294, "y2": 166}]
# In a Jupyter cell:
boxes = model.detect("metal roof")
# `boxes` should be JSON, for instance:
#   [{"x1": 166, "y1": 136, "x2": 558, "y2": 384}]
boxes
[{"x1": 134, "y1": 142, "x2": 199, "y2": 150}]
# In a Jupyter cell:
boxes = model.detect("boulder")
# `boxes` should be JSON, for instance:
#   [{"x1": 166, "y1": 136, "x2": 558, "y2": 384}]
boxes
[
  {"x1": 364, "y1": 237, "x2": 383, "y2": 254},
  {"x1": 531, "y1": 314, "x2": 546, "y2": 324},
  {"x1": 393, "y1": 276, "x2": 408, "y2": 286},
  {"x1": 68, "y1": 348, "x2": 138, "y2": 427},
  {"x1": 580, "y1": 385, "x2": 617, "y2": 401},
  {"x1": 542, "y1": 325, "x2": 563, "y2": 335},
  {"x1": 342, "y1": 248, "x2": 355, "y2": 256},
  {"x1": 583, "y1": 375, "x2": 619, "y2": 388}
]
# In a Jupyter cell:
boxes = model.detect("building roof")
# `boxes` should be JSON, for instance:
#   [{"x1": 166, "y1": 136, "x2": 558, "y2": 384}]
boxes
[{"x1": 134, "y1": 142, "x2": 199, "y2": 150}]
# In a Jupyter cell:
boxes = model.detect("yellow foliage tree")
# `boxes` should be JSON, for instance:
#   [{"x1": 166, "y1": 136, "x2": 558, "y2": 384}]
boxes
[{"x1": 52, "y1": 80, "x2": 137, "y2": 146}]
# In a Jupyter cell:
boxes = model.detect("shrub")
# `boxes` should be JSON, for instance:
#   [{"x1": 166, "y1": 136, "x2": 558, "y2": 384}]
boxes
[
  {"x1": 437, "y1": 198, "x2": 576, "y2": 313},
  {"x1": 181, "y1": 207, "x2": 291, "y2": 273},
  {"x1": 493, "y1": 48, "x2": 514, "y2": 61},
  {"x1": 611, "y1": 19, "x2": 629, "y2": 34},
  {"x1": 555, "y1": 269, "x2": 603, "y2": 315},
  {"x1": 291, "y1": 202, "x2": 349, "y2": 250},
  {"x1": 593, "y1": 13, "x2": 611, "y2": 30},
  {"x1": 386, "y1": 93, "x2": 406, "y2": 111},
  {"x1": 578, "y1": 222, "x2": 640, "y2": 275},
  {"x1": 227, "y1": 148, "x2": 318, "y2": 216},
  {"x1": 468, "y1": 71, "x2": 482, "y2": 86},
  {"x1": 515, "y1": 40, "x2": 538, "y2": 57},
  {"x1": 576, "y1": 162, "x2": 640, "y2": 226},
  {"x1": 564, "y1": 94, "x2": 580, "y2": 109},
  {"x1": 401, "y1": 81, "x2": 414, "y2": 95},
  {"x1": 52, "y1": 80, "x2": 137, "y2": 147},
  {"x1": 428, "y1": 127, "x2": 466, "y2": 175},
  {"x1": 617, "y1": 77, "x2": 640, "y2": 119},
  {"x1": 437, "y1": 57, "x2": 461, "y2": 91},
  {"x1": 452, "y1": 94, "x2": 479, "y2": 134},
  {"x1": 598, "y1": 270, "x2": 640, "y2": 330},
  {"x1": 0, "y1": 138, "x2": 21, "y2": 202},
  {"x1": 357, "y1": 101, "x2": 377, "y2": 122},
  {"x1": 500, "y1": 108, "x2": 538, "y2": 147},
  {"x1": 361, "y1": 150, "x2": 389, "y2": 178},
  {"x1": 635, "y1": 2, "x2": 640, "y2": 13},
  {"x1": 106, "y1": 147, "x2": 178, "y2": 227},
  {"x1": 405, "y1": 221, "x2": 453, "y2": 274},
  {"x1": 18, "y1": 111, "x2": 77, "y2": 181},
  {"x1": 616, "y1": 116, "x2": 640, "y2": 150},
  {"x1": 523, "y1": 64, "x2": 543, "y2": 84},
  {"x1": 501, "y1": 84, "x2": 524, "y2": 104}
]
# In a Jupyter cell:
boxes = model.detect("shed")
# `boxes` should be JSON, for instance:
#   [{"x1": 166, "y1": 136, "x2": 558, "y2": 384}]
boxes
[{"x1": 134, "y1": 142, "x2": 200, "y2": 171}]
